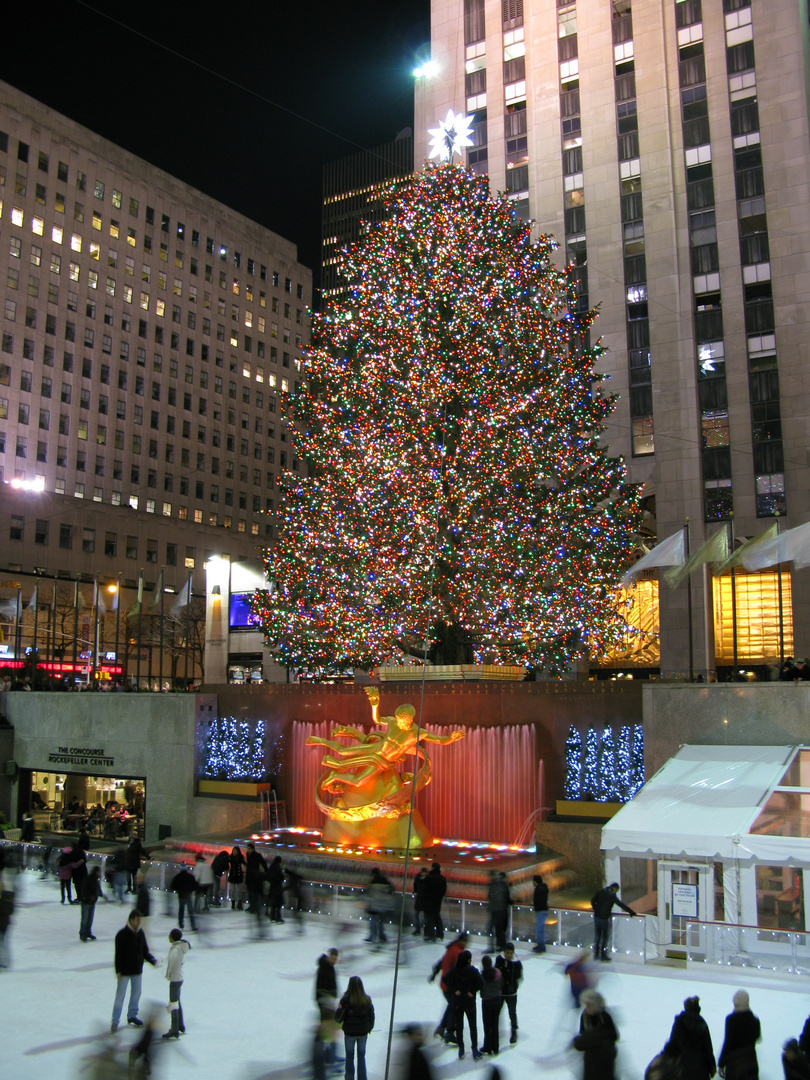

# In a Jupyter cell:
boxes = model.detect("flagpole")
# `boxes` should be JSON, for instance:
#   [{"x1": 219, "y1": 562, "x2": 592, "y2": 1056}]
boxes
[
  {"x1": 728, "y1": 517, "x2": 738, "y2": 676},
  {"x1": 776, "y1": 513, "x2": 784, "y2": 668},
  {"x1": 50, "y1": 577, "x2": 57, "y2": 677},
  {"x1": 184, "y1": 569, "x2": 192, "y2": 689},
  {"x1": 72, "y1": 579, "x2": 80, "y2": 679},
  {"x1": 14, "y1": 586, "x2": 22, "y2": 668},
  {"x1": 137, "y1": 569, "x2": 144, "y2": 690},
  {"x1": 114, "y1": 573, "x2": 121, "y2": 688},
  {"x1": 92, "y1": 574, "x2": 99, "y2": 685},
  {"x1": 685, "y1": 520, "x2": 694, "y2": 682},
  {"x1": 31, "y1": 586, "x2": 39, "y2": 684},
  {"x1": 159, "y1": 568, "x2": 165, "y2": 692}
]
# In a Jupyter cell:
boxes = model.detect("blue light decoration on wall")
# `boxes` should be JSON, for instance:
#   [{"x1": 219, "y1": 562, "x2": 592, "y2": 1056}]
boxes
[
  {"x1": 202, "y1": 716, "x2": 267, "y2": 780},
  {"x1": 564, "y1": 727, "x2": 582, "y2": 799},
  {"x1": 564, "y1": 724, "x2": 644, "y2": 802},
  {"x1": 582, "y1": 728, "x2": 600, "y2": 800}
]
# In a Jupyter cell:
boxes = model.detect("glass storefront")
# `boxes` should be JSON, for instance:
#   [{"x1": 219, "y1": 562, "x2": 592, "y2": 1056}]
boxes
[{"x1": 29, "y1": 770, "x2": 146, "y2": 838}]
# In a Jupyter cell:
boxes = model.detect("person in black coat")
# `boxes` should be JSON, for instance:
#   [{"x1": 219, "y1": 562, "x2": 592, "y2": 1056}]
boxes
[
  {"x1": 783, "y1": 1040, "x2": 810, "y2": 1080},
  {"x1": 421, "y1": 863, "x2": 447, "y2": 943},
  {"x1": 228, "y1": 845, "x2": 246, "y2": 909},
  {"x1": 665, "y1": 996, "x2": 716, "y2": 1080},
  {"x1": 718, "y1": 991, "x2": 761, "y2": 1080},
  {"x1": 111, "y1": 909, "x2": 157, "y2": 1031},
  {"x1": 337, "y1": 975, "x2": 375, "y2": 1080},
  {"x1": 124, "y1": 835, "x2": 149, "y2": 893},
  {"x1": 412, "y1": 867, "x2": 429, "y2": 937},
  {"x1": 591, "y1": 882, "x2": 636, "y2": 961},
  {"x1": 444, "y1": 949, "x2": 484, "y2": 1061},
  {"x1": 573, "y1": 989, "x2": 619, "y2": 1080},
  {"x1": 79, "y1": 865, "x2": 104, "y2": 941},
  {"x1": 170, "y1": 863, "x2": 197, "y2": 932},
  {"x1": 402, "y1": 1024, "x2": 436, "y2": 1080},
  {"x1": 267, "y1": 855, "x2": 285, "y2": 922},
  {"x1": 244, "y1": 842, "x2": 268, "y2": 922},
  {"x1": 533, "y1": 874, "x2": 549, "y2": 953},
  {"x1": 211, "y1": 849, "x2": 230, "y2": 906}
]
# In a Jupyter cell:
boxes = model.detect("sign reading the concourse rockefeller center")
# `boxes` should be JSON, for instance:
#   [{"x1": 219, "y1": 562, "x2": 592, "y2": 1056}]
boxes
[{"x1": 48, "y1": 746, "x2": 115, "y2": 769}]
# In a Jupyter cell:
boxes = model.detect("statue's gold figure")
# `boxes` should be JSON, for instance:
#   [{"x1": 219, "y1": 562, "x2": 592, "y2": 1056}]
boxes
[{"x1": 306, "y1": 687, "x2": 466, "y2": 848}]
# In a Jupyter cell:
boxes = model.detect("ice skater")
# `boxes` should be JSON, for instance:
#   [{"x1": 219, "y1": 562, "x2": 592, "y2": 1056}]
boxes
[
  {"x1": 111, "y1": 909, "x2": 157, "y2": 1032},
  {"x1": 590, "y1": 882, "x2": 636, "y2": 961},
  {"x1": 162, "y1": 927, "x2": 190, "y2": 1039}
]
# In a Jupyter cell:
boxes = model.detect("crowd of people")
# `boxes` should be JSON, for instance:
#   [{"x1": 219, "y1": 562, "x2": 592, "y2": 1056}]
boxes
[{"x1": 5, "y1": 833, "x2": 810, "y2": 1080}]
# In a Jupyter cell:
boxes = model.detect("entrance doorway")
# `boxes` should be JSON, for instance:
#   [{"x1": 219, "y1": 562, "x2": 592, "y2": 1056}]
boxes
[{"x1": 657, "y1": 862, "x2": 712, "y2": 956}]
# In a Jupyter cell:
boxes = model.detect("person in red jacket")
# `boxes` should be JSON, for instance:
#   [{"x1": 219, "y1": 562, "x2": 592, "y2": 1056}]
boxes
[{"x1": 429, "y1": 931, "x2": 469, "y2": 1044}]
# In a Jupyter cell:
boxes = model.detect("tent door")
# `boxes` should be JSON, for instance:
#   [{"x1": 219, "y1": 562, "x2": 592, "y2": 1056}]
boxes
[{"x1": 658, "y1": 863, "x2": 710, "y2": 957}]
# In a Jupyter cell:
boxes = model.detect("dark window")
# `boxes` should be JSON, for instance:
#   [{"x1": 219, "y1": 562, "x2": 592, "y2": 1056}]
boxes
[
  {"x1": 615, "y1": 72, "x2": 636, "y2": 102},
  {"x1": 564, "y1": 207, "x2": 586, "y2": 235},
  {"x1": 727, "y1": 41, "x2": 755, "y2": 74},
  {"x1": 683, "y1": 117, "x2": 711, "y2": 148},
  {"x1": 617, "y1": 132, "x2": 639, "y2": 160},
  {"x1": 679, "y1": 54, "x2": 706, "y2": 88},
  {"x1": 691, "y1": 244, "x2": 720, "y2": 274},
  {"x1": 503, "y1": 56, "x2": 525, "y2": 83},
  {"x1": 731, "y1": 100, "x2": 760, "y2": 137},
  {"x1": 675, "y1": 0, "x2": 702, "y2": 28},
  {"x1": 687, "y1": 177, "x2": 715, "y2": 210},
  {"x1": 558, "y1": 35, "x2": 577, "y2": 62}
]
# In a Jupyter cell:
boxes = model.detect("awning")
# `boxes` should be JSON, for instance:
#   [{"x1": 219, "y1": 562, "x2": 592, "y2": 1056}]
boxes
[{"x1": 601, "y1": 744, "x2": 810, "y2": 865}]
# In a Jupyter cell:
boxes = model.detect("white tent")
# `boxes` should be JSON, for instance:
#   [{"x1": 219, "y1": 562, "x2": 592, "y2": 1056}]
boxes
[{"x1": 602, "y1": 744, "x2": 810, "y2": 866}]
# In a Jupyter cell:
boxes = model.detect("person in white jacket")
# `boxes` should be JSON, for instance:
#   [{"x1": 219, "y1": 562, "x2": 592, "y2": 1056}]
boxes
[{"x1": 162, "y1": 928, "x2": 190, "y2": 1039}]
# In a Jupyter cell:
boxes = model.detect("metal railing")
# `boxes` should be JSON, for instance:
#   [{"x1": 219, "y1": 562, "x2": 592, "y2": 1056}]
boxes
[
  {"x1": 1, "y1": 839, "x2": 648, "y2": 963},
  {"x1": 685, "y1": 918, "x2": 810, "y2": 974}
]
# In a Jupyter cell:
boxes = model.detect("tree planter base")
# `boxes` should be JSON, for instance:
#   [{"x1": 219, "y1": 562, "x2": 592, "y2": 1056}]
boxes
[{"x1": 377, "y1": 664, "x2": 526, "y2": 682}]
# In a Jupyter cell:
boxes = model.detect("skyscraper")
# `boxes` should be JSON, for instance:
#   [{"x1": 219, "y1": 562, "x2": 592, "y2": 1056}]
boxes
[
  {"x1": 321, "y1": 130, "x2": 414, "y2": 306},
  {"x1": 0, "y1": 82, "x2": 311, "y2": 631},
  {"x1": 415, "y1": 0, "x2": 810, "y2": 676}
]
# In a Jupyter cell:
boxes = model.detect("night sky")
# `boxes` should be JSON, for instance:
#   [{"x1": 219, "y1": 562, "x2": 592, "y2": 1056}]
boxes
[{"x1": 2, "y1": 0, "x2": 431, "y2": 301}]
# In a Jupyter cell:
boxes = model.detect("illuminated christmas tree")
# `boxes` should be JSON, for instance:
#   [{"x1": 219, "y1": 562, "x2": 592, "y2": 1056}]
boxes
[
  {"x1": 564, "y1": 726, "x2": 582, "y2": 800},
  {"x1": 599, "y1": 726, "x2": 618, "y2": 801},
  {"x1": 630, "y1": 724, "x2": 645, "y2": 795},
  {"x1": 253, "y1": 157, "x2": 641, "y2": 671},
  {"x1": 250, "y1": 719, "x2": 266, "y2": 779},
  {"x1": 617, "y1": 725, "x2": 633, "y2": 798},
  {"x1": 582, "y1": 727, "x2": 600, "y2": 799}
]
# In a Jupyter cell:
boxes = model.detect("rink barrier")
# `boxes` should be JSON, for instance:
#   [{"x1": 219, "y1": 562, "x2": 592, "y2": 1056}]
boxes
[
  {"x1": 684, "y1": 918, "x2": 810, "y2": 975},
  {"x1": 0, "y1": 839, "x2": 648, "y2": 963}
]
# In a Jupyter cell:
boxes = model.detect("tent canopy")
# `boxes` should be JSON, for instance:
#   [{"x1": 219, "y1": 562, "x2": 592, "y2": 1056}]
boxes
[{"x1": 601, "y1": 744, "x2": 810, "y2": 865}]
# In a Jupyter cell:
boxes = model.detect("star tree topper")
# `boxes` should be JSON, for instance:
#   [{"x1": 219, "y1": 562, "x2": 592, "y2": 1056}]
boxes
[{"x1": 428, "y1": 109, "x2": 475, "y2": 162}]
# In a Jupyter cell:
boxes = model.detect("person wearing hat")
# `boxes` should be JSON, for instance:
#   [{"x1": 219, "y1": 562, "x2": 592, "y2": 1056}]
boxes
[
  {"x1": 573, "y1": 989, "x2": 619, "y2": 1080},
  {"x1": 665, "y1": 996, "x2": 716, "y2": 1080},
  {"x1": 718, "y1": 990, "x2": 761, "y2": 1080}
]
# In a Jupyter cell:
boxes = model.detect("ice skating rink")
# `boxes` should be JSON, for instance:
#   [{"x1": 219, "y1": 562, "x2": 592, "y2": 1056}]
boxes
[{"x1": 3, "y1": 873, "x2": 808, "y2": 1080}]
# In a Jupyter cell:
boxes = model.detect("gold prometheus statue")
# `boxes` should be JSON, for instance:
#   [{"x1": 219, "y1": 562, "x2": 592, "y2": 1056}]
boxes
[{"x1": 306, "y1": 686, "x2": 465, "y2": 848}]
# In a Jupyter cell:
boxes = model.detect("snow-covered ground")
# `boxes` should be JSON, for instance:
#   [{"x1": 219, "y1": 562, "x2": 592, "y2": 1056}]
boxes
[{"x1": 2, "y1": 871, "x2": 809, "y2": 1080}]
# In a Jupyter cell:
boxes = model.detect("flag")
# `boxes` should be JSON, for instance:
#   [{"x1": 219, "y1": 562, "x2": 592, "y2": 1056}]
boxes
[
  {"x1": 111, "y1": 580, "x2": 119, "y2": 612},
  {"x1": 0, "y1": 598, "x2": 17, "y2": 618},
  {"x1": 742, "y1": 520, "x2": 810, "y2": 572},
  {"x1": 171, "y1": 577, "x2": 192, "y2": 616},
  {"x1": 622, "y1": 530, "x2": 685, "y2": 587},
  {"x1": 75, "y1": 588, "x2": 85, "y2": 612},
  {"x1": 93, "y1": 581, "x2": 107, "y2": 617},
  {"x1": 149, "y1": 569, "x2": 164, "y2": 611},
  {"x1": 663, "y1": 527, "x2": 730, "y2": 589},
  {"x1": 715, "y1": 523, "x2": 778, "y2": 574},
  {"x1": 128, "y1": 573, "x2": 144, "y2": 620},
  {"x1": 27, "y1": 586, "x2": 37, "y2": 611}
]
